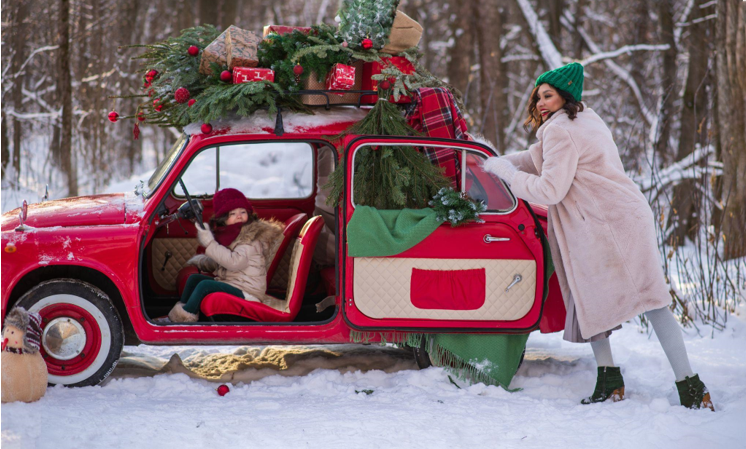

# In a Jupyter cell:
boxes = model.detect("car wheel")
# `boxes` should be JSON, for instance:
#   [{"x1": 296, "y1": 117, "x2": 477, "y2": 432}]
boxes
[
  {"x1": 16, "y1": 279, "x2": 124, "y2": 387},
  {"x1": 412, "y1": 338, "x2": 432, "y2": 369}
]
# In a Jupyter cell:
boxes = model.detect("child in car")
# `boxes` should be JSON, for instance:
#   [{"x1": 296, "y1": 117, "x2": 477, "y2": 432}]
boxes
[{"x1": 166, "y1": 188, "x2": 283, "y2": 323}]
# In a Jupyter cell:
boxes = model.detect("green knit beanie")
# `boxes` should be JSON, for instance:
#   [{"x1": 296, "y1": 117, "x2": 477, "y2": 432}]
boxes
[{"x1": 535, "y1": 62, "x2": 584, "y2": 102}]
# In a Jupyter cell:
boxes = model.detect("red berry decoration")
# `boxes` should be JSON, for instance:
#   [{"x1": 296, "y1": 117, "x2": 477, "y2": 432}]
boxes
[
  {"x1": 216, "y1": 384, "x2": 230, "y2": 396},
  {"x1": 361, "y1": 38, "x2": 373, "y2": 50},
  {"x1": 107, "y1": 111, "x2": 119, "y2": 123},
  {"x1": 201, "y1": 123, "x2": 213, "y2": 134},
  {"x1": 380, "y1": 80, "x2": 391, "y2": 90},
  {"x1": 293, "y1": 64, "x2": 304, "y2": 76},
  {"x1": 341, "y1": 41, "x2": 348, "y2": 48},
  {"x1": 155, "y1": 104, "x2": 163, "y2": 112},
  {"x1": 147, "y1": 69, "x2": 158, "y2": 78},
  {"x1": 220, "y1": 70, "x2": 232, "y2": 82},
  {"x1": 137, "y1": 111, "x2": 145, "y2": 122},
  {"x1": 174, "y1": 87, "x2": 190, "y2": 104},
  {"x1": 188, "y1": 45, "x2": 199, "y2": 56},
  {"x1": 188, "y1": 99, "x2": 196, "y2": 107}
]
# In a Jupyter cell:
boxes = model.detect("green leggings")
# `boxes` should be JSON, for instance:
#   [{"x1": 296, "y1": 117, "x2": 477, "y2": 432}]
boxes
[{"x1": 180, "y1": 274, "x2": 243, "y2": 314}]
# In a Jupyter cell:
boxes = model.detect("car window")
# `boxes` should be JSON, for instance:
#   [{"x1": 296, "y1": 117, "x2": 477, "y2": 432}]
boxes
[
  {"x1": 464, "y1": 152, "x2": 515, "y2": 212},
  {"x1": 174, "y1": 147, "x2": 217, "y2": 197},
  {"x1": 175, "y1": 142, "x2": 314, "y2": 199}
]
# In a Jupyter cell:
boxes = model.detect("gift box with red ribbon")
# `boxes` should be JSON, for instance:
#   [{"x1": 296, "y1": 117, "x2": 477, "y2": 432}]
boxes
[
  {"x1": 361, "y1": 56, "x2": 416, "y2": 104},
  {"x1": 301, "y1": 60, "x2": 363, "y2": 106},
  {"x1": 325, "y1": 63, "x2": 356, "y2": 95},
  {"x1": 262, "y1": 25, "x2": 313, "y2": 37},
  {"x1": 232, "y1": 67, "x2": 275, "y2": 84}
]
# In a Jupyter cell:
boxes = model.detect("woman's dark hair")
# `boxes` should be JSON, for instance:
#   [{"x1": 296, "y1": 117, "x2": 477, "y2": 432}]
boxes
[
  {"x1": 523, "y1": 83, "x2": 585, "y2": 133},
  {"x1": 209, "y1": 210, "x2": 258, "y2": 230}
]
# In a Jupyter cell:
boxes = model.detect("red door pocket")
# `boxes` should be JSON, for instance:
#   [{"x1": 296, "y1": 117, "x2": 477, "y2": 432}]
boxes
[{"x1": 410, "y1": 268, "x2": 486, "y2": 310}]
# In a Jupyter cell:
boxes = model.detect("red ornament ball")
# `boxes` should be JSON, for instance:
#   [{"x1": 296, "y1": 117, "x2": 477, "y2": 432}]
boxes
[
  {"x1": 155, "y1": 104, "x2": 163, "y2": 112},
  {"x1": 220, "y1": 70, "x2": 232, "y2": 82},
  {"x1": 341, "y1": 41, "x2": 348, "y2": 48},
  {"x1": 147, "y1": 69, "x2": 158, "y2": 78},
  {"x1": 188, "y1": 99, "x2": 196, "y2": 107},
  {"x1": 201, "y1": 123, "x2": 213, "y2": 134},
  {"x1": 361, "y1": 38, "x2": 373, "y2": 50},
  {"x1": 293, "y1": 65, "x2": 304, "y2": 76},
  {"x1": 174, "y1": 87, "x2": 190, "y2": 104},
  {"x1": 107, "y1": 111, "x2": 119, "y2": 123},
  {"x1": 137, "y1": 111, "x2": 145, "y2": 122},
  {"x1": 216, "y1": 384, "x2": 230, "y2": 396},
  {"x1": 380, "y1": 80, "x2": 391, "y2": 90},
  {"x1": 188, "y1": 45, "x2": 199, "y2": 56}
]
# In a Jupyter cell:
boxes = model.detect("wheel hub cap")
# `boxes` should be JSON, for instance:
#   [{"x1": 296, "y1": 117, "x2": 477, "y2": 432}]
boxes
[{"x1": 42, "y1": 317, "x2": 87, "y2": 360}]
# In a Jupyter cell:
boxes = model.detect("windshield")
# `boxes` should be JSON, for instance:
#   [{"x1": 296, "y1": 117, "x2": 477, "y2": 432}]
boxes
[{"x1": 144, "y1": 133, "x2": 189, "y2": 197}]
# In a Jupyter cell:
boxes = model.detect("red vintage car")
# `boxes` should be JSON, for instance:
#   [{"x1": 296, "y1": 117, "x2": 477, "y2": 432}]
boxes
[{"x1": 1, "y1": 111, "x2": 566, "y2": 387}]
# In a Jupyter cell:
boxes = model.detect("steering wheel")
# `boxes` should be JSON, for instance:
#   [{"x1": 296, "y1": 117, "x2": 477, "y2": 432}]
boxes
[{"x1": 177, "y1": 179, "x2": 205, "y2": 230}]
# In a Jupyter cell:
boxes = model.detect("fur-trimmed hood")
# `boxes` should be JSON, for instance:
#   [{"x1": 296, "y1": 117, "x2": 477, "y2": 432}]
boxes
[{"x1": 229, "y1": 218, "x2": 284, "y2": 250}]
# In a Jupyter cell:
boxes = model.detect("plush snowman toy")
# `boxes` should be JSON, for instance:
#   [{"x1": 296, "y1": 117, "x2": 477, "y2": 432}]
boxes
[{"x1": 2, "y1": 307, "x2": 48, "y2": 403}]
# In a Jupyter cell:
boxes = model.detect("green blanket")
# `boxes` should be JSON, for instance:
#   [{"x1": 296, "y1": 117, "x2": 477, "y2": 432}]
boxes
[{"x1": 347, "y1": 206, "x2": 443, "y2": 257}]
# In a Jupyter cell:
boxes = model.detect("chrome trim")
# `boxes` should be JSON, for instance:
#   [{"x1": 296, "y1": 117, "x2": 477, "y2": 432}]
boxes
[
  {"x1": 484, "y1": 234, "x2": 510, "y2": 243},
  {"x1": 42, "y1": 317, "x2": 87, "y2": 361},
  {"x1": 349, "y1": 142, "x2": 519, "y2": 215},
  {"x1": 505, "y1": 274, "x2": 523, "y2": 293}
]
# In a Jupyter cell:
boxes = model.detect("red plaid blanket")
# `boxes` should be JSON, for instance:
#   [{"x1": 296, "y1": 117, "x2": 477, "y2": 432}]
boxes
[{"x1": 405, "y1": 87, "x2": 469, "y2": 187}]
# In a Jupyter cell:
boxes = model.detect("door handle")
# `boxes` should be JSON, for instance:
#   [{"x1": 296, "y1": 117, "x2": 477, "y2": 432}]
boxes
[
  {"x1": 505, "y1": 274, "x2": 523, "y2": 293},
  {"x1": 161, "y1": 251, "x2": 172, "y2": 271},
  {"x1": 484, "y1": 234, "x2": 510, "y2": 243}
]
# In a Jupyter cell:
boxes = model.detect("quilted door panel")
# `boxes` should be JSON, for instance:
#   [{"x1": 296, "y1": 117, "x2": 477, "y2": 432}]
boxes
[
  {"x1": 353, "y1": 258, "x2": 536, "y2": 321},
  {"x1": 151, "y1": 238, "x2": 200, "y2": 291}
]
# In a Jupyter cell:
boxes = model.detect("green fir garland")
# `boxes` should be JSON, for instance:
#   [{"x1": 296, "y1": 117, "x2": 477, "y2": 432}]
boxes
[
  {"x1": 337, "y1": 0, "x2": 400, "y2": 50},
  {"x1": 429, "y1": 187, "x2": 487, "y2": 226}
]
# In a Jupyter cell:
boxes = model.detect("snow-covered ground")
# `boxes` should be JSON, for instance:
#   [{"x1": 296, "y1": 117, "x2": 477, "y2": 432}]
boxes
[{"x1": 3, "y1": 310, "x2": 745, "y2": 449}]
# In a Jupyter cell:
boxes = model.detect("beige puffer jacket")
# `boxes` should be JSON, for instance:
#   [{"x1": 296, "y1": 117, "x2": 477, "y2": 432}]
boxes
[{"x1": 202, "y1": 219, "x2": 284, "y2": 300}]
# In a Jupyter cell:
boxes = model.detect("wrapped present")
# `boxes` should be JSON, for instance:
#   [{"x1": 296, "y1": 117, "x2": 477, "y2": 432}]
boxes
[
  {"x1": 262, "y1": 25, "x2": 313, "y2": 37},
  {"x1": 361, "y1": 56, "x2": 416, "y2": 104},
  {"x1": 301, "y1": 60, "x2": 363, "y2": 106},
  {"x1": 325, "y1": 63, "x2": 356, "y2": 95},
  {"x1": 226, "y1": 27, "x2": 262, "y2": 69},
  {"x1": 233, "y1": 67, "x2": 275, "y2": 83},
  {"x1": 382, "y1": 10, "x2": 423, "y2": 55},
  {"x1": 199, "y1": 27, "x2": 230, "y2": 75}
]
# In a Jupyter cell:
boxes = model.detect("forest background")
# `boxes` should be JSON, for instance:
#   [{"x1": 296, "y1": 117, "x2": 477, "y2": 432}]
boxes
[{"x1": 1, "y1": 0, "x2": 745, "y2": 328}]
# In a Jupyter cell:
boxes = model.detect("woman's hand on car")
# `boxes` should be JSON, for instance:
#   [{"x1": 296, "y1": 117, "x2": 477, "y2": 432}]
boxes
[
  {"x1": 482, "y1": 157, "x2": 518, "y2": 185},
  {"x1": 196, "y1": 223, "x2": 214, "y2": 247}
]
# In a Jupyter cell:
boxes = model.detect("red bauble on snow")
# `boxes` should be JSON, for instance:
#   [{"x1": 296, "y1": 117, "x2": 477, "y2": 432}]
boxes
[
  {"x1": 220, "y1": 70, "x2": 232, "y2": 82},
  {"x1": 174, "y1": 87, "x2": 190, "y2": 104},
  {"x1": 188, "y1": 45, "x2": 199, "y2": 56},
  {"x1": 201, "y1": 123, "x2": 213, "y2": 134},
  {"x1": 107, "y1": 111, "x2": 119, "y2": 123},
  {"x1": 361, "y1": 38, "x2": 373, "y2": 50},
  {"x1": 293, "y1": 65, "x2": 304, "y2": 76},
  {"x1": 216, "y1": 384, "x2": 230, "y2": 396},
  {"x1": 380, "y1": 80, "x2": 391, "y2": 90},
  {"x1": 188, "y1": 99, "x2": 196, "y2": 107}
]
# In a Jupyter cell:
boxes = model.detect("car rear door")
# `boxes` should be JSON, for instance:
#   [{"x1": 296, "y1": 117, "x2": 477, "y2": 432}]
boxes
[{"x1": 342, "y1": 136, "x2": 549, "y2": 332}]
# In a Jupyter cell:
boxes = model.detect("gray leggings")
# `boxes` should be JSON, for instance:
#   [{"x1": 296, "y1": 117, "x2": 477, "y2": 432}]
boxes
[{"x1": 590, "y1": 306, "x2": 695, "y2": 381}]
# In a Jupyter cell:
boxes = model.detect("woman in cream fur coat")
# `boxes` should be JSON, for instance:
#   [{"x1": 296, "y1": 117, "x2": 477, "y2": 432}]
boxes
[{"x1": 483, "y1": 62, "x2": 713, "y2": 410}]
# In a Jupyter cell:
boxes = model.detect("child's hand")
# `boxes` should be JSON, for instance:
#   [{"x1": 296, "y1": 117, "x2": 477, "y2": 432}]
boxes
[{"x1": 196, "y1": 224, "x2": 214, "y2": 247}]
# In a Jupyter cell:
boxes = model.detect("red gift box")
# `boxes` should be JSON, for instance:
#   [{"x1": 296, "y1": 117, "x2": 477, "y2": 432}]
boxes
[
  {"x1": 232, "y1": 67, "x2": 275, "y2": 84},
  {"x1": 262, "y1": 25, "x2": 313, "y2": 37},
  {"x1": 325, "y1": 63, "x2": 356, "y2": 95},
  {"x1": 361, "y1": 56, "x2": 416, "y2": 104}
]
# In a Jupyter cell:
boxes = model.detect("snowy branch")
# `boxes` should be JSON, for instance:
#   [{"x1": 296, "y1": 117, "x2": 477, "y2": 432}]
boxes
[
  {"x1": 515, "y1": 0, "x2": 564, "y2": 69},
  {"x1": 577, "y1": 44, "x2": 670, "y2": 67},
  {"x1": 631, "y1": 145, "x2": 721, "y2": 192}
]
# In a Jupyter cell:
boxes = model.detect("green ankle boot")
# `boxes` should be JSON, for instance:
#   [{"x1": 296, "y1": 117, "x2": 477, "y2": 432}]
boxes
[
  {"x1": 581, "y1": 366, "x2": 625, "y2": 404},
  {"x1": 676, "y1": 374, "x2": 714, "y2": 411}
]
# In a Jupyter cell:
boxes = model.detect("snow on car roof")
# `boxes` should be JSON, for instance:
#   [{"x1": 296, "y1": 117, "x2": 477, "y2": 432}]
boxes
[{"x1": 183, "y1": 107, "x2": 371, "y2": 136}]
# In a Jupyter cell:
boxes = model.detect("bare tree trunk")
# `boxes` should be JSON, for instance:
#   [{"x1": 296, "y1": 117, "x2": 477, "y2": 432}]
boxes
[
  {"x1": 221, "y1": 0, "x2": 239, "y2": 29},
  {"x1": 669, "y1": 1, "x2": 714, "y2": 245},
  {"x1": 715, "y1": 0, "x2": 746, "y2": 259},
  {"x1": 59, "y1": 0, "x2": 77, "y2": 197},
  {"x1": 199, "y1": 0, "x2": 220, "y2": 26},
  {"x1": 446, "y1": 0, "x2": 474, "y2": 96},
  {"x1": 654, "y1": 0, "x2": 677, "y2": 162},
  {"x1": 475, "y1": 0, "x2": 508, "y2": 152},
  {"x1": 571, "y1": 0, "x2": 586, "y2": 59},
  {"x1": 546, "y1": 0, "x2": 563, "y2": 48},
  {"x1": 10, "y1": 0, "x2": 29, "y2": 189},
  {"x1": 179, "y1": 0, "x2": 196, "y2": 30},
  {"x1": 1, "y1": 112, "x2": 9, "y2": 181},
  {"x1": 630, "y1": 0, "x2": 650, "y2": 90}
]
